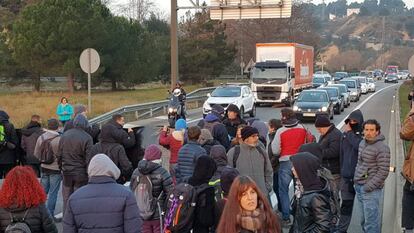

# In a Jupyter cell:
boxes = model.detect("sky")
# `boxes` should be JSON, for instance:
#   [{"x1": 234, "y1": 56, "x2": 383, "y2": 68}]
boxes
[{"x1": 110, "y1": 0, "x2": 413, "y2": 15}]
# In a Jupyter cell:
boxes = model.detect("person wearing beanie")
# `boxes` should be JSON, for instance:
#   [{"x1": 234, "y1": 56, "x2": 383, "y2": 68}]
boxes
[
  {"x1": 290, "y1": 152, "x2": 333, "y2": 233},
  {"x1": 130, "y1": 145, "x2": 173, "y2": 233},
  {"x1": 56, "y1": 97, "x2": 74, "y2": 126},
  {"x1": 21, "y1": 114, "x2": 45, "y2": 177},
  {"x1": 64, "y1": 154, "x2": 142, "y2": 233},
  {"x1": 223, "y1": 104, "x2": 247, "y2": 139},
  {"x1": 197, "y1": 105, "x2": 231, "y2": 151},
  {"x1": 198, "y1": 129, "x2": 220, "y2": 155},
  {"x1": 314, "y1": 114, "x2": 342, "y2": 192},
  {"x1": 271, "y1": 108, "x2": 307, "y2": 226},
  {"x1": 175, "y1": 118, "x2": 187, "y2": 131},
  {"x1": 34, "y1": 118, "x2": 62, "y2": 218},
  {"x1": 227, "y1": 126, "x2": 273, "y2": 196},
  {"x1": 58, "y1": 111, "x2": 94, "y2": 213}
]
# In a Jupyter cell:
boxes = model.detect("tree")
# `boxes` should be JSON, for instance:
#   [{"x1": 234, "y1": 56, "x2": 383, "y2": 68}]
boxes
[
  {"x1": 178, "y1": 10, "x2": 236, "y2": 82},
  {"x1": 327, "y1": 0, "x2": 347, "y2": 17},
  {"x1": 379, "y1": 0, "x2": 406, "y2": 15},
  {"x1": 10, "y1": 0, "x2": 111, "y2": 92}
]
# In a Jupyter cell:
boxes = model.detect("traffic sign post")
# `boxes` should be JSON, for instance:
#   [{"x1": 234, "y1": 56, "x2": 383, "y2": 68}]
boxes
[{"x1": 80, "y1": 48, "x2": 100, "y2": 114}]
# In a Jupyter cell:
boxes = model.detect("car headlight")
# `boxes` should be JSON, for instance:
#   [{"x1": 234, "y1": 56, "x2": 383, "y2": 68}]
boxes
[
  {"x1": 293, "y1": 106, "x2": 299, "y2": 111},
  {"x1": 321, "y1": 106, "x2": 328, "y2": 112},
  {"x1": 168, "y1": 107, "x2": 175, "y2": 113},
  {"x1": 351, "y1": 91, "x2": 357, "y2": 95},
  {"x1": 203, "y1": 102, "x2": 211, "y2": 110}
]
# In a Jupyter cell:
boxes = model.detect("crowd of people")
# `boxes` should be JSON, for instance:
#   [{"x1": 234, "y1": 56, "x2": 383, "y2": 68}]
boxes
[{"x1": 0, "y1": 94, "x2": 409, "y2": 233}]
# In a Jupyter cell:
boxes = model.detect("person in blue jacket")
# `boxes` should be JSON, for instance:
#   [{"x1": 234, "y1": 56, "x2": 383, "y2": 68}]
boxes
[{"x1": 56, "y1": 97, "x2": 74, "y2": 126}]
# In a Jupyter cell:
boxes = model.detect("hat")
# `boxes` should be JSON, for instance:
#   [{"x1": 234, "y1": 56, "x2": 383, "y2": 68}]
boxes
[
  {"x1": 144, "y1": 144, "x2": 162, "y2": 161},
  {"x1": 88, "y1": 154, "x2": 120, "y2": 180},
  {"x1": 220, "y1": 167, "x2": 240, "y2": 195},
  {"x1": 211, "y1": 104, "x2": 225, "y2": 116},
  {"x1": 74, "y1": 104, "x2": 87, "y2": 116},
  {"x1": 241, "y1": 126, "x2": 259, "y2": 141},
  {"x1": 314, "y1": 115, "x2": 331, "y2": 128},
  {"x1": 175, "y1": 119, "x2": 187, "y2": 131},
  {"x1": 47, "y1": 118, "x2": 59, "y2": 130}
]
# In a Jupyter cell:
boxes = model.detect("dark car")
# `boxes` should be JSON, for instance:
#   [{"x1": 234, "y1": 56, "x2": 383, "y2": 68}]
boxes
[
  {"x1": 334, "y1": 72, "x2": 349, "y2": 81},
  {"x1": 293, "y1": 90, "x2": 334, "y2": 120},
  {"x1": 385, "y1": 74, "x2": 398, "y2": 83},
  {"x1": 312, "y1": 76, "x2": 328, "y2": 88},
  {"x1": 318, "y1": 87, "x2": 344, "y2": 114}
]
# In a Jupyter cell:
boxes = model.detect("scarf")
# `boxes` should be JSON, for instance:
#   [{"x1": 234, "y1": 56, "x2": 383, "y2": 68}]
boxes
[{"x1": 237, "y1": 208, "x2": 264, "y2": 232}]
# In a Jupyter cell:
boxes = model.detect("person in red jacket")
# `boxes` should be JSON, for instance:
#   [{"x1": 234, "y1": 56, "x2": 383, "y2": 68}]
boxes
[{"x1": 159, "y1": 119, "x2": 187, "y2": 183}]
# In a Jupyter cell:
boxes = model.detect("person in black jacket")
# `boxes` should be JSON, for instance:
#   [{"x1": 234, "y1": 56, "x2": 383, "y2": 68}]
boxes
[
  {"x1": 89, "y1": 117, "x2": 134, "y2": 184},
  {"x1": 0, "y1": 110, "x2": 18, "y2": 178},
  {"x1": 267, "y1": 119, "x2": 282, "y2": 212},
  {"x1": 290, "y1": 152, "x2": 333, "y2": 233},
  {"x1": 0, "y1": 166, "x2": 57, "y2": 233},
  {"x1": 188, "y1": 156, "x2": 217, "y2": 233},
  {"x1": 130, "y1": 144, "x2": 173, "y2": 233},
  {"x1": 58, "y1": 114, "x2": 93, "y2": 213},
  {"x1": 223, "y1": 104, "x2": 247, "y2": 139},
  {"x1": 314, "y1": 115, "x2": 342, "y2": 191},
  {"x1": 99, "y1": 114, "x2": 136, "y2": 149},
  {"x1": 21, "y1": 115, "x2": 45, "y2": 177},
  {"x1": 198, "y1": 104, "x2": 231, "y2": 151},
  {"x1": 63, "y1": 104, "x2": 100, "y2": 143}
]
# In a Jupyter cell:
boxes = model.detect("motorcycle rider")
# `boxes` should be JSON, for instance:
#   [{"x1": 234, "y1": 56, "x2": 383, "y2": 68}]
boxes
[{"x1": 172, "y1": 82, "x2": 186, "y2": 119}]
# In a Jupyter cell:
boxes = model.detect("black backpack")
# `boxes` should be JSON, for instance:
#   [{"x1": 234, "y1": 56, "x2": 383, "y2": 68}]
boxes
[
  {"x1": 232, "y1": 145, "x2": 268, "y2": 168},
  {"x1": 38, "y1": 135, "x2": 59, "y2": 164},
  {"x1": 5, "y1": 209, "x2": 31, "y2": 233}
]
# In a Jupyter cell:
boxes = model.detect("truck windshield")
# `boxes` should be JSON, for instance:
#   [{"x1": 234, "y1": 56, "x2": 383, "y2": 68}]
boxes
[{"x1": 251, "y1": 67, "x2": 287, "y2": 84}]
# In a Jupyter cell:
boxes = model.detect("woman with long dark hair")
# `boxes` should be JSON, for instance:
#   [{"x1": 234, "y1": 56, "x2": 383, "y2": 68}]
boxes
[
  {"x1": 0, "y1": 166, "x2": 57, "y2": 232},
  {"x1": 217, "y1": 175, "x2": 281, "y2": 233}
]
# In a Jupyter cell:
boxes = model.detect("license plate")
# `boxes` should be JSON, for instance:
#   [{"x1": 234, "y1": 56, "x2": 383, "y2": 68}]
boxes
[{"x1": 303, "y1": 113, "x2": 316, "y2": 117}]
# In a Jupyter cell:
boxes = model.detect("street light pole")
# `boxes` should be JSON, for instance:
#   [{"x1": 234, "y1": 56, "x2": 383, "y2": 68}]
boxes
[{"x1": 170, "y1": 0, "x2": 178, "y2": 91}]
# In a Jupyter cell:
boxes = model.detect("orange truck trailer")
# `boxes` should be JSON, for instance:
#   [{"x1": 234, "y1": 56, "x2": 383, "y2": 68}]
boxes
[{"x1": 250, "y1": 43, "x2": 314, "y2": 106}]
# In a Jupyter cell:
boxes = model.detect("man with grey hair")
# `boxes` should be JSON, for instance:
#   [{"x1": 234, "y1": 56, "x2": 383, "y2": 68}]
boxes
[{"x1": 58, "y1": 114, "x2": 93, "y2": 213}]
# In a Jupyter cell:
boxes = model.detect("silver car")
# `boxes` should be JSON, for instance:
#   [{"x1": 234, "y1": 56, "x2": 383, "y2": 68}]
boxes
[
  {"x1": 328, "y1": 84, "x2": 350, "y2": 108},
  {"x1": 367, "y1": 78, "x2": 376, "y2": 92}
]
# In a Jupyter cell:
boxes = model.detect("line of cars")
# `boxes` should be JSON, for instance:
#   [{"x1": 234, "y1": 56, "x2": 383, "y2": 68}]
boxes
[{"x1": 293, "y1": 74, "x2": 376, "y2": 121}]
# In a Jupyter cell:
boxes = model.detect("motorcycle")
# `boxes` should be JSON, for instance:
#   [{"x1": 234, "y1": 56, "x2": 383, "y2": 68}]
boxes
[{"x1": 167, "y1": 89, "x2": 185, "y2": 128}]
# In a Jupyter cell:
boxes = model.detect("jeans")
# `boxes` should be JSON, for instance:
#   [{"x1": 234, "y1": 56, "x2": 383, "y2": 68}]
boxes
[
  {"x1": 402, "y1": 181, "x2": 414, "y2": 229},
  {"x1": 62, "y1": 175, "x2": 88, "y2": 214},
  {"x1": 355, "y1": 184, "x2": 383, "y2": 233},
  {"x1": 278, "y1": 160, "x2": 293, "y2": 220},
  {"x1": 41, "y1": 173, "x2": 62, "y2": 216}
]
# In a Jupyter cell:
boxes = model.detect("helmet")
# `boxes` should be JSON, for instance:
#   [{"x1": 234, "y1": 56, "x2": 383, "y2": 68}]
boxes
[{"x1": 173, "y1": 88, "x2": 181, "y2": 97}]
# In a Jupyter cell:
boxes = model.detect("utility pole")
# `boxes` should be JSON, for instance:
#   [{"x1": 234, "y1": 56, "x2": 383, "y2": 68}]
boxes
[
  {"x1": 170, "y1": 0, "x2": 178, "y2": 91},
  {"x1": 380, "y1": 16, "x2": 385, "y2": 70}
]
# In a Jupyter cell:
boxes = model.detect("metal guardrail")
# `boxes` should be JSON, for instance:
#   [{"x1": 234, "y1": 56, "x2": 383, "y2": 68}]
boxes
[{"x1": 89, "y1": 87, "x2": 217, "y2": 126}]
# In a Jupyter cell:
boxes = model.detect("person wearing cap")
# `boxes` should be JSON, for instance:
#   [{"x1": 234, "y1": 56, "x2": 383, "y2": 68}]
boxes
[
  {"x1": 159, "y1": 118, "x2": 187, "y2": 182},
  {"x1": 34, "y1": 118, "x2": 62, "y2": 218},
  {"x1": 223, "y1": 104, "x2": 247, "y2": 139},
  {"x1": 130, "y1": 145, "x2": 173, "y2": 233},
  {"x1": 56, "y1": 97, "x2": 73, "y2": 126},
  {"x1": 176, "y1": 126, "x2": 207, "y2": 183},
  {"x1": 198, "y1": 104, "x2": 231, "y2": 151},
  {"x1": 337, "y1": 109, "x2": 364, "y2": 233},
  {"x1": 271, "y1": 108, "x2": 307, "y2": 226},
  {"x1": 227, "y1": 126, "x2": 273, "y2": 196},
  {"x1": 63, "y1": 154, "x2": 141, "y2": 233},
  {"x1": 314, "y1": 114, "x2": 342, "y2": 191}
]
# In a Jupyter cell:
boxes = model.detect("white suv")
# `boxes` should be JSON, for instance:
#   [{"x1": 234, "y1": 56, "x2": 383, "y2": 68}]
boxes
[{"x1": 203, "y1": 85, "x2": 256, "y2": 118}]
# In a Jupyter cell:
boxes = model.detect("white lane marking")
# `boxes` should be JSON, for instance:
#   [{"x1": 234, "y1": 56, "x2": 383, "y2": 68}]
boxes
[
  {"x1": 187, "y1": 117, "x2": 203, "y2": 124},
  {"x1": 336, "y1": 83, "x2": 399, "y2": 129}
]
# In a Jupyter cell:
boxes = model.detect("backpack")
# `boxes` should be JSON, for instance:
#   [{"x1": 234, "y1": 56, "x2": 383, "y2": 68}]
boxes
[
  {"x1": 163, "y1": 183, "x2": 210, "y2": 233},
  {"x1": 232, "y1": 145, "x2": 268, "y2": 169},
  {"x1": 133, "y1": 174, "x2": 162, "y2": 220},
  {"x1": 318, "y1": 167, "x2": 340, "y2": 220},
  {"x1": 5, "y1": 210, "x2": 31, "y2": 233},
  {"x1": 208, "y1": 178, "x2": 223, "y2": 201},
  {"x1": 0, "y1": 124, "x2": 7, "y2": 151},
  {"x1": 38, "y1": 135, "x2": 59, "y2": 164}
]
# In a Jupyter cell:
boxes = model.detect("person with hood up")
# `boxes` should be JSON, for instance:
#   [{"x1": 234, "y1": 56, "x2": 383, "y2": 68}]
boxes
[
  {"x1": 130, "y1": 145, "x2": 173, "y2": 233},
  {"x1": 159, "y1": 118, "x2": 187, "y2": 182},
  {"x1": 58, "y1": 114, "x2": 93, "y2": 213},
  {"x1": 271, "y1": 108, "x2": 307, "y2": 226},
  {"x1": 209, "y1": 145, "x2": 229, "y2": 202},
  {"x1": 198, "y1": 129, "x2": 220, "y2": 155},
  {"x1": 198, "y1": 105, "x2": 230, "y2": 151},
  {"x1": 99, "y1": 114, "x2": 136, "y2": 149},
  {"x1": 0, "y1": 166, "x2": 57, "y2": 233},
  {"x1": 21, "y1": 115, "x2": 45, "y2": 177},
  {"x1": 216, "y1": 175, "x2": 281, "y2": 233},
  {"x1": 63, "y1": 154, "x2": 141, "y2": 233},
  {"x1": 223, "y1": 104, "x2": 247, "y2": 140},
  {"x1": 354, "y1": 119, "x2": 390, "y2": 232},
  {"x1": 290, "y1": 152, "x2": 333, "y2": 233},
  {"x1": 337, "y1": 109, "x2": 364, "y2": 233},
  {"x1": 188, "y1": 155, "x2": 217, "y2": 233},
  {"x1": 227, "y1": 126, "x2": 273, "y2": 197},
  {"x1": 176, "y1": 126, "x2": 207, "y2": 183},
  {"x1": 63, "y1": 104, "x2": 100, "y2": 142},
  {"x1": 56, "y1": 97, "x2": 73, "y2": 126},
  {"x1": 89, "y1": 116, "x2": 134, "y2": 184},
  {"x1": 0, "y1": 110, "x2": 18, "y2": 178}
]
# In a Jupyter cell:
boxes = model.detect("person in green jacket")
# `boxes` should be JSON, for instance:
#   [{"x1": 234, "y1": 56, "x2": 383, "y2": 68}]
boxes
[{"x1": 56, "y1": 97, "x2": 73, "y2": 126}]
